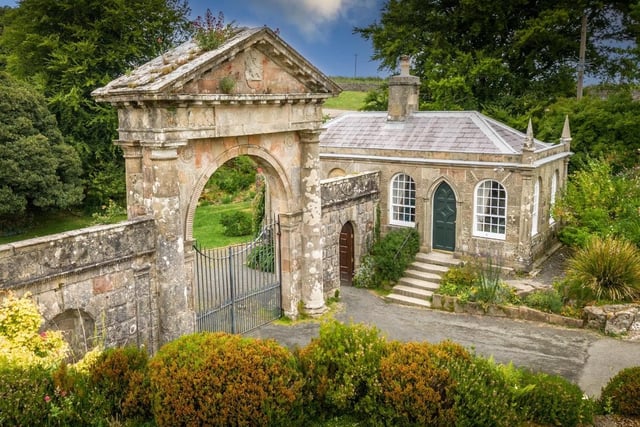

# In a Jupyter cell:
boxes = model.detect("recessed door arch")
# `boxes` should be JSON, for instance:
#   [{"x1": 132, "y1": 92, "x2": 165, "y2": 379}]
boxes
[
  {"x1": 339, "y1": 222, "x2": 355, "y2": 286},
  {"x1": 432, "y1": 181, "x2": 456, "y2": 251}
]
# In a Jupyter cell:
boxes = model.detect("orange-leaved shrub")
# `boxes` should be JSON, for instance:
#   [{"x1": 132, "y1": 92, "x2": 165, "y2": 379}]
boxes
[
  {"x1": 600, "y1": 366, "x2": 640, "y2": 416},
  {"x1": 89, "y1": 346, "x2": 152, "y2": 422},
  {"x1": 377, "y1": 341, "x2": 456, "y2": 426},
  {"x1": 149, "y1": 332, "x2": 303, "y2": 426}
]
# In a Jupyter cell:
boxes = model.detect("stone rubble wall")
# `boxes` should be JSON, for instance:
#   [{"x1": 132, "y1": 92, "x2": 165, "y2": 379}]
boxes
[
  {"x1": 583, "y1": 304, "x2": 640, "y2": 337},
  {"x1": 0, "y1": 218, "x2": 160, "y2": 352},
  {"x1": 321, "y1": 171, "x2": 380, "y2": 296},
  {"x1": 431, "y1": 294, "x2": 585, "y2": 329}
]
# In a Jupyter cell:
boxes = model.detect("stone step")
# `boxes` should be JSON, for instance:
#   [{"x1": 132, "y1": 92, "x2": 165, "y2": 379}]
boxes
[
  {"x1": 385, "y1": 293, "x2": 432, "y2": 308},
  {"x1": 415, "y1": 251, "x2": 460, "y2": 268},
  {"x1": 409, "y1": 261, "x2": 449, "y2": 275},
  {"x1": 391, "y1": 284, "x2": 434, "y2": 299},
  {"x1": 404, "y1": 269, "x2": 442, "y2": 284},
  {"x1": 397, "y1": 277, "x2": 440, "y2": 291}
]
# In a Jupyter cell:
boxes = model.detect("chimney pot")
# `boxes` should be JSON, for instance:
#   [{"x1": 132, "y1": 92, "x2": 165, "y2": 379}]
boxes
[
  {"x1": 399, "y1": 55, "x2": 410, "y2": 76},
  {"x1": 387, "y1": 55, "x2": 420, "y2": 121}
]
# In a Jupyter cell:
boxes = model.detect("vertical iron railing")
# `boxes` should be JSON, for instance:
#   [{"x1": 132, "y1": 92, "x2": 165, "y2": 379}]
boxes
[{"x1": 193, "y1": 218, "x2": 281, "y2": 334}]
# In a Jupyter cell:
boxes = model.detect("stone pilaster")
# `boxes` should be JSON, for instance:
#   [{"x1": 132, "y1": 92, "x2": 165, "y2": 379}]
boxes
[
  {"x1": 146, "y1": 141, "x2": 195, "y2": 344},
  {"x1": 299, "y1": 130, "x2": 327, "y2": 315},
  {"x1": 115, "y1": 140, "x2": 146, "y2": 218},
  {"x1": 518, "y1": 173, "x2": 534, "y2": 267}
]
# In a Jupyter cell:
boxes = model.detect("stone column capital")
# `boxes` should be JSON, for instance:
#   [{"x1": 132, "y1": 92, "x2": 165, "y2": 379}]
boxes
[
  {"x1": 299, "y1": 129, "x2": 322, "y2": 143},
  {"x1": 139, "y1": 140, "x2": 188, "y2": 161},
  {"x1": 115, "y1": 140, "x2": 143, "y2": 158}
]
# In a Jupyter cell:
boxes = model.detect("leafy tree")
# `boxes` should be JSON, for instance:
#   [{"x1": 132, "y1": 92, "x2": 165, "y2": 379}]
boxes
[
  {"x1": 536, "y1": 88, "x2": 640, "y2": 172},
  {"x1": 0, "y1": 72, "x2": 83, "y2": 231},
  {"x1": 355, "y1": 0, "x2": 639, "y2": 112},
  {"x1": 0, "y1": 0, "x2": 192, "y2": 209}
]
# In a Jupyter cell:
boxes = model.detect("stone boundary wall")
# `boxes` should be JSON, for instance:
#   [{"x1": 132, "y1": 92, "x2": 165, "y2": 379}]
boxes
[
  {"x1": 0, "y1": 218, "x2": 160, "y2": 353},
  {"x1": 321, "y1": 171, "x2": 380, "y2": 296},
  {"x1": 336, "y1": 82, "x2": 382, "y2": 92},
  {"x1": 432, "y1": 294, "x2": 640, "y2": 339}
]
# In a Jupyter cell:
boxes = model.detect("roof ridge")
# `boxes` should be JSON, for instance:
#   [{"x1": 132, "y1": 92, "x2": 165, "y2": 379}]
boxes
[{"x1": 469, "y1": 112, "x2": 518, "y2": 154}]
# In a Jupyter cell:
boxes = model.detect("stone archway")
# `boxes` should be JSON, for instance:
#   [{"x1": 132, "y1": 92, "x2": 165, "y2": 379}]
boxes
[{"x1": 93, "y1": 27, "x2": 341, "y2": 344}]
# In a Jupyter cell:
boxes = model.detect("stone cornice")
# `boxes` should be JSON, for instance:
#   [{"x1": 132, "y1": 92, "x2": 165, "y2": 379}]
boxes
[{"x1": 100, "y1": 93, "x2": 332, "y2": 107}]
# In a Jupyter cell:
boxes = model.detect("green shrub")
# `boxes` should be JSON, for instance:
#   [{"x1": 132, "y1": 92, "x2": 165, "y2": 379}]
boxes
[
  {"x1": 377, "y1": 341, "x2": 456, "y2": 426},
  {"x1": 517, "y1": 370, "x2": 592, "y2": 427},
  {"x1": 435, "y1": 348, "x2": 520, "y2": 427},
  {"x1": 354, "y1": 227, "x2": 419, "y2": 288},
  {"x1": 296, "y1": 320, "x2": 388, "y2": 420},
  {"x1": 247, "y1": 242, "x2": 275, "y2": 272},
  {"x1": 352, "y1": 255, "x2": 376, "y2": 288},
  {"x1": 372, "y1": 227, "x2": 420, "y2": 283},
  {"x1": 565, "y1": 236, "x2": 640, "y2": 303},
  {"x1": 212, "y1": 155, "x2": 256, "y2": 193},
  {"x1": 219, "y1": 210, "x2": 252, "y2": 236},
  {"x1": 554, "y1": 159, "x2": 640, "y2": 248},
  {"x1": 438, "y1": 259, "x2": 518, "y2": 306},
  {"x1": 0, "y1": 363, "x2": 53, "y2": 426},
  {"x1": 438, "y1": 262, "x2": 477, "y2": 302},
  {"x1": 600, "y1": 366, "x2": 640, "y2": 416},
  {"x1": 252, "y1": 177, "x2": 266, "y2": 235},
  {"x1": 524, "y1": 288, "x2": 564, "y2": 313},
  {"x1": 89, "y1": 346, "x2": 152, "y2": 423},
  {"x1": 149, "y1": 332, "x2": 302, "y2": 426}
]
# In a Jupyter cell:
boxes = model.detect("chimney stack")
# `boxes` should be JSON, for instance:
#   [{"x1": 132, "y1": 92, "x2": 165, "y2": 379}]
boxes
[{"x1": 387, "y1": 55, "x2": 420, "y2": 121}]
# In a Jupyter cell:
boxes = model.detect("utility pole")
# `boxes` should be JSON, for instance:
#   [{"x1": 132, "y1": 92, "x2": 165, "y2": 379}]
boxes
[
  {"x1": 577, "y1": 12, "x2": 587, "y2": 100},
  {"x1": 354, "y1": 53, "x2": 357, "y2": 78}
]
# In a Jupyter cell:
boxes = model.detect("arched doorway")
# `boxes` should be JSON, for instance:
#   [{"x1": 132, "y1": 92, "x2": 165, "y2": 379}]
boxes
[
  {"x1": 432, "y1": 182, "x2": 456, "y2": 251},
  {"x1": 339, "y1": 222, "x2": 354, "y2": 286}
]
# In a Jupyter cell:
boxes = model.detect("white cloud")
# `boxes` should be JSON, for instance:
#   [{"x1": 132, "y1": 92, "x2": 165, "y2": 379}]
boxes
[{"x1": 260, "y1": 0, "x2": 378, "y2": 41}]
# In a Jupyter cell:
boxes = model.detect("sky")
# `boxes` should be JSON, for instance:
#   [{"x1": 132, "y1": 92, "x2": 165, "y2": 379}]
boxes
[{"x1": 0, "y1": 0, "x2": 390, "y2": 78}]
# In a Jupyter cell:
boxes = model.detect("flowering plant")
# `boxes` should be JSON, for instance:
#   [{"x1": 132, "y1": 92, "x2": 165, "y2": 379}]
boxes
[{"x1": 192, "y1": 9, "x2": 236, "y2": 51}]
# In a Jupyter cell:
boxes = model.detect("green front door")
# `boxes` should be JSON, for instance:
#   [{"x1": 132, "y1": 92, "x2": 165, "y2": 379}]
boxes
[{"x1": 433, "y1": 182, "x2": 456, "y2": 251}]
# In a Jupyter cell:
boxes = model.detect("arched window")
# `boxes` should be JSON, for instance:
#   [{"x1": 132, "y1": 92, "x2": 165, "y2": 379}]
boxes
[
  {"x1": 390, "y1": 173, "x2": 416, "y2": 226},
  {"x1": 549, "y1": 170, "x2": 558, "y2": 224},
  {"x1": 474, "y1": 180, "x2": 507, "y2": 239},
  {"x1": 532, "y1": 177, "x2": 540, "y2": 236}
]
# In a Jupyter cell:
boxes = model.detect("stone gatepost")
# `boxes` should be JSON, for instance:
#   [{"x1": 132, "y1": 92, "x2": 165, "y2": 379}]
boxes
[{"x1": 147, "y1": 142, "x2": 195, "y2": 344}]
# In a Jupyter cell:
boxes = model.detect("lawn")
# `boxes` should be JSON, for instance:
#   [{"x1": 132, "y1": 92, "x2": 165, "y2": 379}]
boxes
[
  {"x1": 0, "y1": 201, "x2": 253, "y2": 248},
  {"x1": 323, "y1": 90, "x2": 368, "y2": 111},
  {"x1": 192, "y1": 201, "x2": 254, "y2": 248},
  {"x1": 0, "y1": 211, "x2": 99, "y2": 245}
]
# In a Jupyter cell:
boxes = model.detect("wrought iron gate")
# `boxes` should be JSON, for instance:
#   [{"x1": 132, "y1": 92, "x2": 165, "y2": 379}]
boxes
[{"x1": 193, "y1": 219, "x2": 281, "y2": 334}]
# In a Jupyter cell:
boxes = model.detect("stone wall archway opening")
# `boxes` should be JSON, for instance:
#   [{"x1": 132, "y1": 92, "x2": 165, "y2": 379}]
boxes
[
  {"x1": 190, "y1": 151, "x2": 288, "y2": 334},
  {"x1": 45, "y1": 309, "x2": 96, "y2": 362}
]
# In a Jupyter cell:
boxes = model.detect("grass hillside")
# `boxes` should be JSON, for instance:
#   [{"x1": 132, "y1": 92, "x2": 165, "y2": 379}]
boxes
[{"x1": 324, "y1": 91, "x2": 368, "y2": 110}]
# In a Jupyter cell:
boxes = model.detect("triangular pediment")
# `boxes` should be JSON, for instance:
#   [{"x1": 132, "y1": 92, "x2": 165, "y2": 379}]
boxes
[{"x1": 93, "y1": 27, "x2": 341, "y2": 102}]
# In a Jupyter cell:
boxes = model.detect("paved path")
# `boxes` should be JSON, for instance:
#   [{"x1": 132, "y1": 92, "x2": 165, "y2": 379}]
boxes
[{"x1": 247, "y1": 286, "x2": 640, "y2": 397}]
